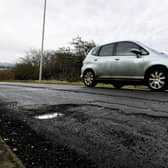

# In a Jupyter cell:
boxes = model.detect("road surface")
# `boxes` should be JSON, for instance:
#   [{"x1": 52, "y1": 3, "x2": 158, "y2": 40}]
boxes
[{"x1": 0, "y1": 82, "x2": 168, "y2": 168}]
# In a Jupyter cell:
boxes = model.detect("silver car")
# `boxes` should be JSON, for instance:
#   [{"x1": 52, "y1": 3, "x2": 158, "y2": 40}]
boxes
[{"x1": 81, "y1": 41, "x2": 168, "y2": 91}]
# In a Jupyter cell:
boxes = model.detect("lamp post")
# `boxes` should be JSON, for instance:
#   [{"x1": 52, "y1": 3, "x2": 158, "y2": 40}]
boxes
[{"x1": 39, "y1": 0, "x2": 47, "y2": 81}]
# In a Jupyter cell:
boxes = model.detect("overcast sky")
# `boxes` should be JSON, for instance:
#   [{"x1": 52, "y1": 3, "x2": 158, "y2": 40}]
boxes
[{"x1": 1, "y1": 0, "x2": 168, "y2": 62}]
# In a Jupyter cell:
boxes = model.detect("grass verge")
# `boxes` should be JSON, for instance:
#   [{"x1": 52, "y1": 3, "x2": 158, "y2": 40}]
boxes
[{"x1": 0, "y1": 80, "x2": 147, "y2": 90}]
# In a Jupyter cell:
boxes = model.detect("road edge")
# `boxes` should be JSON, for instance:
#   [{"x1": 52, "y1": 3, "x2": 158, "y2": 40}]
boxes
[{"x1": 0, "y1": 136, "x2": 25, "y2": 168}]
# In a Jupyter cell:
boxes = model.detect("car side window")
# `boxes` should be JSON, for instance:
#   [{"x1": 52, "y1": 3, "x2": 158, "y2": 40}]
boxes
[
  {"x1": 99, "y1": 44, "x2": 114, "y2": 56},
  {"x1": 116, "y1": 42, "x2": 140, "y2": 56}
]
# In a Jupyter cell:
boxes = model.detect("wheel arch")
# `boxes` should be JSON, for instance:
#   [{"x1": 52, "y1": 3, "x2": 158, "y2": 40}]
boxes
[
  {"x1": 83, "y1": 68, "x2": 96, "y2": 76},
  {"x1": 144, "y1": 64, "x2": 168, "y2": 81}
]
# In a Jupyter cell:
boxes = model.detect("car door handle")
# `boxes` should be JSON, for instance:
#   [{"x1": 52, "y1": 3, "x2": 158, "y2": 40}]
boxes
[
  {"x1": 115, "y1": 58, "x2": 120, "y2": 61},
  {"x1": 94, "y1": 59, "x2": 98, "y2": 61}
]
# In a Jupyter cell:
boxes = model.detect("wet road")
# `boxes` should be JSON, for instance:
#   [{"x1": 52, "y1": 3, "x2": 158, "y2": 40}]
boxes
[{"x1": 0, "y1": 82, "x2": 168, "y2": 168}]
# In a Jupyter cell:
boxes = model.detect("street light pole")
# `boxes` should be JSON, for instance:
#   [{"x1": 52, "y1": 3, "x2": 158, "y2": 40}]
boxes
[{"x1": 39, "y1": 0, "x2": 47, "y2": 81}]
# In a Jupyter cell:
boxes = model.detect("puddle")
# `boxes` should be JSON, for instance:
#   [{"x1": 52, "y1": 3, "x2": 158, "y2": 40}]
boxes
[{"x1": 34, "y1": 112, "x2": 64, "y2": 120}]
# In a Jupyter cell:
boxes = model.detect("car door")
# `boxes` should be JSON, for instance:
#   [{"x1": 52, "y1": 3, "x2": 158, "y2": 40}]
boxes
[
  {"x1": 114, "y1": 42, "x2": 149, "y2": 79},
  {"x1": 94, "y1": 43, "x2": 118, "y2": 78}
]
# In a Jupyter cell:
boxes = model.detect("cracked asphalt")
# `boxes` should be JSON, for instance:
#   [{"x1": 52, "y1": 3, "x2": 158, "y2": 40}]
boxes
[{"x1": 0, "y1": 82, "x2": 168, "y2": 168}]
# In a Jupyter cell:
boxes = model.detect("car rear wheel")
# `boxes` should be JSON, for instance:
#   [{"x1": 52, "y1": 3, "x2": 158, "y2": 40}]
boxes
[
  {"x1": 83, "y1": 70, "x2": 97, "y2": 87},
  {"x1": 146, "y1": 68, "x2": 168, "y2": 91}
]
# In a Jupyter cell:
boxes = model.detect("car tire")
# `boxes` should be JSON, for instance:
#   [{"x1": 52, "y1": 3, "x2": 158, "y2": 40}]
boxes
[
  {"x1": 83, "y1": 70, "x2": 97, "y2": 87},
  {"x1": 146, "y1": 68, "x2": 168, "y2": 91},
  {"x1": 112, "y1": 82, "x2": 124, "y2": 89}
]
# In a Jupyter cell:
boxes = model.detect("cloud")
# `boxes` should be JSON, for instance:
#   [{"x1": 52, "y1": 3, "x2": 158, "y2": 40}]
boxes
[{"x1": 0, "y1": 0, "x2": 168, "y2": 62}]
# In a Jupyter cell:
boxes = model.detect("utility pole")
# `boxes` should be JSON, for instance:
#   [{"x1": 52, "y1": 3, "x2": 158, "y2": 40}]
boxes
[{"x1": 39, "y1": 0, "x2": 47, "y2": 81}]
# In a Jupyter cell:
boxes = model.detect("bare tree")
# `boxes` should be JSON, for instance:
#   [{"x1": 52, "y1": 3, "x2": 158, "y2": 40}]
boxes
[
  {"x1": 71, "y1": 36, "x2": 96, "y2": 57},
  {"x1": 13, "y1": 37, "x2": 96, "y2": 81}
]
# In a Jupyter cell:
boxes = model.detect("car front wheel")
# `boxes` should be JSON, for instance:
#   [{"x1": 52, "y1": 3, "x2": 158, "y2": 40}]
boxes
[
  {"x1": 83, "y1": 70, "x2": 97, "y2": 87},
  {"x1": 146, "y1": 68, "x2": 168, "y2": 91}
]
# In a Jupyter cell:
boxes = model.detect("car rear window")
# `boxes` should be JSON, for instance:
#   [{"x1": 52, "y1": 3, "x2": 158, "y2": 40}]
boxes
[{"x1": 99, "y1": 44, "x2": 114, "y2": 56}]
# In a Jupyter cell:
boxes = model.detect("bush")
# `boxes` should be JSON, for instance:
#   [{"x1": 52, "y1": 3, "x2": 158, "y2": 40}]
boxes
[
  {"x1": 43, "y1": 53, "x2": 84, "y2": 81},
  {"x1": 13, "y1": 63, "x2": 39, "y2": 80},
  {"x1": 12, "y1": 37, "x2": 96, "y2": 81},
  {"x1": 0, "y1": 69, "x2": 15, "y2": 80}
]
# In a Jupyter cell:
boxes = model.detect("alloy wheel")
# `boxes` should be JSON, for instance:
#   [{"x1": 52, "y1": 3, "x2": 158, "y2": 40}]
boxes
[
  {"x1": 148, "y1": 70, "x2": 167, "y2": 91},
  {"x1": 83, "y1": 71, "x2": 96, "y2": 87}
]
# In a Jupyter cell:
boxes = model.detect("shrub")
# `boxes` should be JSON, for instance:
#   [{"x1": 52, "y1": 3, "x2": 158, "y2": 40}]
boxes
[{"x1": 0, "y1": 69, "x2": 15, "y2": 80}]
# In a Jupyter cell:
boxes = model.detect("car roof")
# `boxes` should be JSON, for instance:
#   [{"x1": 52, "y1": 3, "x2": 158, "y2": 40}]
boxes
[{"x1": 101, "y1": 40, "x2": 140, "y2": 46}]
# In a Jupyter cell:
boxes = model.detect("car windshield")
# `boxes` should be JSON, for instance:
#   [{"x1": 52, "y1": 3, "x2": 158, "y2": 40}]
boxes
[
  {"x1": 91, "y1": 46, "x2": 99, "y2": 55},
  {"x1": 138, "y1": 41, "x2": 164, "y2": 54}
]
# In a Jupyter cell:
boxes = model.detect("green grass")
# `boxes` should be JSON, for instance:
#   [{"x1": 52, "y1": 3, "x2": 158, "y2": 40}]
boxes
[
  {"x1": 0, "y1": 80, "x2": 113, "y2": 87},
  {"x1": 0, "y1": 79, "x2": 82, "y2": 85}
]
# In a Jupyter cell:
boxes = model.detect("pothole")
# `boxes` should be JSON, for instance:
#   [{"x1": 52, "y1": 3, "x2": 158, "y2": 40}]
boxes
[
  {"x1": 0, "y1": 101, "x2": 98, "y2": 168},
  {"x1": 28, "y1": 104, "x2": 94, "y2": 123}
]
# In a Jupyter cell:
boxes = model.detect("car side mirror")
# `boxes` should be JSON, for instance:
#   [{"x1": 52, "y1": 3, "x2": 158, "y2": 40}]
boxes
[{"x1": 130, "y1": 48, "x2": 142, "y2": 57}]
